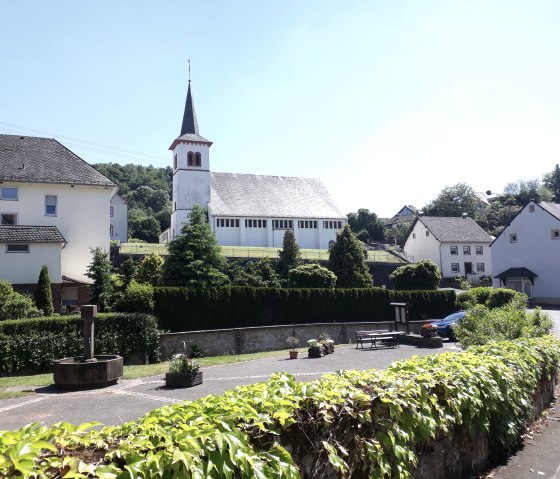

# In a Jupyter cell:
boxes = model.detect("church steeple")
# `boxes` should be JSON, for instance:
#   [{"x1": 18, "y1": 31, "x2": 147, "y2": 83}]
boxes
[{"x1": 180, "y1": 82, "x2": 199, "y2": 136}]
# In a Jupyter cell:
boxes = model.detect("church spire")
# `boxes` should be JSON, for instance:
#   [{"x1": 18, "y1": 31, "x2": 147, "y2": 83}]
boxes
[{"x1": 180, "y1": 81, "x2": 199, "y2": 136}]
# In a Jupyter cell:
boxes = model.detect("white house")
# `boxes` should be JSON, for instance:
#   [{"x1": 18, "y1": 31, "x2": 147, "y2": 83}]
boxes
[
  {"x1": 110, "y1": 193, "x2": 128, "y2": 242},
  {"x1": 404, "y1": 216, "x2": 493, "y2": 279},
  {"x1": 160, "y1": 81, "x2": 347, "y2": 249},
  {"x1": 0, "y1": 134, "x2": 117, "y2": 310},
  {"x1": 491, "y1": 200, "x2": 560, "y2": 303}
]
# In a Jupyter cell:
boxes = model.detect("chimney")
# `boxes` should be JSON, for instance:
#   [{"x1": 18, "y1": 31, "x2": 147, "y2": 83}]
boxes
[{"x1": 462, "y1": 212, "x2": 468, "y2": 219}]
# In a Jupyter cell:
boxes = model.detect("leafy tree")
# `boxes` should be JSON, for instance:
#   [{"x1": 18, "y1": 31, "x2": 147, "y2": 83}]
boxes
[
  {"x1": 288, "y1": 263, "x2": 337, "y2": 288},
  {"x1": 327, "y1": 225, "x2": 373, "y2": 288},
  {"x1": 347, "y1": 208, "x2": 385, "y2": 242},
  {"x1": 389, "y1": 260, "x2": 442, "y2": 290},
  {"x1": 423, "y1": 183, "x2": 479, "y2": 218},
  {"x1": 129, "y1": 215, "x2": 161, "y2": 243},
  {"x1": 136, "y1": 253, "x2": 164, "y2": 286},
  {"x1": 543, "y1": 164, "x2": 560, "y2": 203},
  {"x1": 385, "y1": 223, "x2": 411, "y2": 247},
  {"x1": 35, "y1": 265, "x2": 54, "y2": 316},
  {"x1": 0, "y1": 280, "x2": 14, "y2": 310},
  {"x1": 118, "y1": 257, "x2": 138, "y2": 288},
  {"x1": 277, "y1": 229, "x2": 303, "y2": 278},
  {"x1": 246, "y1": 258, "x2": 282, "y2": 288},
  {"x1": 502, "y1": 178, "x2": 551, "y2": 205},
  {"x1": 117, "y1": 280, "x2": 154, "y2": 313},
  {"x1": 1, "y1": 293, "x2": 40, "y2": 320},
  {"x1": 162, "y1": 205, "x2": 229, "y2": 287},
  {"x1": 477, "y1": 196, "x2": 521, "y2": 237},
  {"x1": 86, "y1": 247, "x2": 113, "y2": 312}
]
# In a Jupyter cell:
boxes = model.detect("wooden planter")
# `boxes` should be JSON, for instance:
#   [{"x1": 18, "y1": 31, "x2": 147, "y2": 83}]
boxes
[
  {"x1": 165, "y1": 371, "x2": 203, "y2": 388},
  {"x1": 289, "y1": 350, "x2": 299, "y2": 359},
  {"x1": 308, "y1": 347, "x2": 323, "y2": 358}
]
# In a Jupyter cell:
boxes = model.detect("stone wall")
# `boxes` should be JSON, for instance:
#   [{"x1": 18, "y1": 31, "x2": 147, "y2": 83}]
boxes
[{"x1": 160, "y1": 321, "x2": 395, "y2": 358}]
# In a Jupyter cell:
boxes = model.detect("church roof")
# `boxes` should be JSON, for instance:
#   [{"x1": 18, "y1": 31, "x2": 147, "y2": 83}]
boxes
[
  {"x1": 169, "y1": 83, "x2": 212, "y2": 148},
  {"x1": 209, "y1": 172, "x2": 346, "y2": 219},
  {"x1": 0, "y1": 134, "x2": 115, "y2": 186}
]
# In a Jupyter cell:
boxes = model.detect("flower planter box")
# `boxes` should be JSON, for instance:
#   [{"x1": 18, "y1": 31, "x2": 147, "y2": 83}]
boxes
[
  {"x1": 418, "y1": 336, "x2": 443, "y2": 349},
  {"x1": 289, "y1": 351, "x2": 299, "y2": 359},
  {"x1": 322, "y1": 343, "x2": 335, "y2": 355},
  {"x1": 165, "y1": 371, "x2": 203, "y2": 388},
  {"x1": 308, "y1": 347, "x2": 324, "y2": 358}
]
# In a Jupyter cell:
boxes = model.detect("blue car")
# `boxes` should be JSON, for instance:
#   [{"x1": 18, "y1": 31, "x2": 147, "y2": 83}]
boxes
[{"x1": 430, "y1": 311, "x2": 466, "y2": 341}]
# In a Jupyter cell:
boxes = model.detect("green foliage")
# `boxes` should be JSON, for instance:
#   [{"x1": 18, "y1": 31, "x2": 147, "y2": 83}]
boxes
[
  {"x1": 454, "y1": 296, "x2": 552, "y2": 347},
  {"x1": 347, "y1": 208, "x2": 385, "y2": 242},
  {"x1": 458, "y1": 287, "x2": 522, "y2": 309},
  {"x1": 162, "y1": 205, "x2": 229, "y2": 287},
  {"x1": 503, "y1": 178, "x2": 551, "y2": 205},
  {"x1": 1, "y1": 293, "x2": 40, "y2": 321},
  {"x1": 154, "y1": 286, "x2": 457, "y2": 331},
  {"x1": 477, "y1": 196, "x2": 521, "y2": 237},
  {"x1": 2, "y1": 337, "x2": 558, "y2": 479},
  {"x1": 128, "y1": 212, "x2": 161, "y2": 243},
  {"x1": 117, "y1": 281, "x2": 155, "y2": 313},
  {"x1": 136, "y1": 252, "x2": 163, "y2": 286},
  {"x1": 328, "y1": 225, "x2": 373, "y2": 288},
  {"x1": 423, "y1": 182, "x2": 479, "y2": 217},
  {"x1": 226, "y1": 258, "x2": 282, "y2": 288},
  {"x1": 0, "y1": 313, "x2": 160, "y2": 374},
  {"x1": 543, "y1": 163, "x2": 560, "y2": 203},
  {"x1": 168, "y1": 354, "x2": 200, "y2": 374},
  {"x1": 86, "y1": 247, "x2": 113, "y2": 312},
  {"x1": 385, "y1": 223, "x2": 410, "y2": 247},
  {"x1": 277, "y1": 229, "x2": 303, "y2": 278},
  {"x1": 118, "y1": 257, "x2": 138, "y2": 287},
  {"x1": 0, "y1": 280, "x2": 14, "y2": 311},
  {"x1": 35, "y1": 265, "x2": 54, "y2": 316},
  {"x1": 390, "y1": 260, "x2": 442, "y2": 290},
  {"x1": 288, "y1": 263, "x2": 336, "y2": 288}
]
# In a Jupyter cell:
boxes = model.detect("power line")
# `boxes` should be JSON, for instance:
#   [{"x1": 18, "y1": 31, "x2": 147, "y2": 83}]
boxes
[{"x1": 0, "y1": 121, "x2": 171, "y2": 167}]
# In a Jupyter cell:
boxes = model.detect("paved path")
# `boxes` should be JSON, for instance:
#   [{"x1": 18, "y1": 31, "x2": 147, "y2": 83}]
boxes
[{"x1": 0, "y1": 342, "x2": 458, "y2": 431}]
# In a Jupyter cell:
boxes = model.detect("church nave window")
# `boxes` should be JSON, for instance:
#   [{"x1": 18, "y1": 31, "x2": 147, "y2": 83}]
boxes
[
  {"x1": 323, "y1": 221, "x2": 343, "y2": 229},
  {"x1": 298, "y1": 220, "x2": 317, "y2": 229},
  {"x1": 273, "y1": 219, "x2": 293, "y2": 229},
  {"x1": 245, "y1": 219, "x2": 267, "y2": 228},
  {"x1": 218, "y1": 218, "x2": 240, "y2": 228}
]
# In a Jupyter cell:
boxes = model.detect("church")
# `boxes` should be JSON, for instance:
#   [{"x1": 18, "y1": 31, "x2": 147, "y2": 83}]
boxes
[{"x1": 159, "y1": 81, "x2": 347, "y2": 249}]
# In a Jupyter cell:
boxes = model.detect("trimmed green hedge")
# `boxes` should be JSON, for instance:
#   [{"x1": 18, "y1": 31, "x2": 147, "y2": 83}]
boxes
[
  {"x1": 2, "y1": 336, "x2": 558, "y2": 478},
  {"x1": 0, "y1": 313, "x2": 160, "y2": 375},
  {"x1": 154, "y1": 286, "x2": 457, "y2": 331}
]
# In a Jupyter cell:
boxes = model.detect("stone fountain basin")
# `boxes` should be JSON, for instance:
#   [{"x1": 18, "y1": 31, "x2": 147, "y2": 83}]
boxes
[{"x1": 53, "y1": 355, "x2": 123, "y2": 389}]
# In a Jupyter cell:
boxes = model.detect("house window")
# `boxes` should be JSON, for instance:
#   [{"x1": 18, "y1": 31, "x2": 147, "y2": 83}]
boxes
[
  {"x1": 187, "y1": 152, "x2": 194, "y2": 166},
  {"x1": 451, "y1": 263, "x2": 460, "y2": 274},
  {"x1": 412, "y1": 233, "x2": 416, "y2": 239},
  {"x1": 1, "y1": 213, "x2": 17, "y2": 225},
  {"x1": 425, "y1": 231, "x2": 429, "y2": 237},
  {"x1": 529, "y1": 204, "x2": 535, "y2": 213},
  {"x1": 110, "y1": 225, "x2": 114, "y2": 236},
  {"x1": 552, "y1": 230, "x2": 560, "y2": 240},
  {"x1": 7, "y1": 244, "x2": 29, "y2": 253},
  {"x1": 476, "y1": 263, "x2": 485, "y2": 273},
  {"x1": 45, "y1": 195, "x2": 57, "y2": 216},
  {"x1": 510, "y1": 233, "x2": 518, "y2": 243},
  {"x1": 0, "y1": 187, "x2": 18, "y2": 200},
  {"x1": 463, "y1": 246, "x2": 471, "y2": 255},
  {"x1": 110, "y1": 206, "x2": 114, "y2": 217},
  {"x1": 476, "y1": 246, "x2": 483, "y2": 255},
  {"x1": 450, "y1": 246, "x2": 458, "y2": 255}
]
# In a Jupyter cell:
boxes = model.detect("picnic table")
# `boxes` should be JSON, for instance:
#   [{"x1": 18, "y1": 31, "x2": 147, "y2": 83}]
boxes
[{"x1": 355, "y1": 330, "x2": 405, "y2": 349}]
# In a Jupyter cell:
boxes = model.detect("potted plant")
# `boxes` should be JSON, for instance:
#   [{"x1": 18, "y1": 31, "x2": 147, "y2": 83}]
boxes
[
  {"x1": 165, "y1": 353, "x2": 202, "y2": 388},
  {"x1": 307, "y1": 339, "x2": 323, "y2": 358},
  {"x1": 286, "y1": 336, "x2": 300, "y2": 359},
  {"x1": 319, "y1": 333, "x2": 335, "y2": 354},
  {"x1": 419, "y1": 323, "x2": 443, "y2": 348},
  {"x1": 419, "y1": 323, "x2": 438, "y2": 338}
]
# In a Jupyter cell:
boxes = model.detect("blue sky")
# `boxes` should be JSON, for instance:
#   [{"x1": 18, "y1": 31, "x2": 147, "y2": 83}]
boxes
[{"x1": 2, "y1": 1, "x2": 560, "y2": 217}]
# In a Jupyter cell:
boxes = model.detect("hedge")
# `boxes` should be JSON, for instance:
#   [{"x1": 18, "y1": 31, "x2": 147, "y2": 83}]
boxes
[
  {"x1": 154, "y1": 286, "x2": 458, "y2": 332},
  {"x1": 0, "y1": 313, "x2": 160, "y2": 375},
  {"x1": 2, "y1": 336, "x2": 558, "y2": 478}
]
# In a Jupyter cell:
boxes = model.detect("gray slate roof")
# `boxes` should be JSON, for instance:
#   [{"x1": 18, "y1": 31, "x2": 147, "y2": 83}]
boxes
[
  {"x1": 539, "y1": 201, "x2": 560, "y2": 220},
  {"x1": 0, "y1": 225, "x2": 66, "y2": 243},
  {"x1": 209, "y1": 172, "x2": 346, "y2": 219},
  {"x1": 0, "y1": 134, "x2": 115, "y2": 186},
  {"x1": 417, "y1": 216, "x2": 492, "y2": 243}
]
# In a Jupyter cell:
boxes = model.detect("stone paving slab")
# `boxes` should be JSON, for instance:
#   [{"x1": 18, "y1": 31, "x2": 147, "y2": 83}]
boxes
[{"x1": 0, "y1": 343, "x2": 457, "y2": 431}]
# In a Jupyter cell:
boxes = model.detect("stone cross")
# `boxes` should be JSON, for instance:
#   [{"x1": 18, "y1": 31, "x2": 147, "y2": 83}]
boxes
[{"x1": 81, "y1": 305, "x2": 97, "y2": 362}]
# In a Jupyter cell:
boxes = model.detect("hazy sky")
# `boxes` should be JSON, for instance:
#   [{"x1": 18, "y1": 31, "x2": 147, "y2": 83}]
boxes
[{"x1": 2, "y1": 1, "x2": 560, "y2": 217}]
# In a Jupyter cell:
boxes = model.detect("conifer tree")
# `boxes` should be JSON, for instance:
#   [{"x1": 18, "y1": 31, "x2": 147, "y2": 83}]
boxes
[
  {"x1": 277, "y1": 229, "x2": 303, "y2": 278},
  {"x1": 327, "y1": 225, "x2": 373, "y2": 288},
  {"x1": 86, "y1": 247, "x2": 113, "y2": 312},
  {"x1": 35, "y1": 265, "x2": 54, "y2": 316},
  {"x1": 136, "y1": 252, "x2": 164, "y2": 286},
  {"x1": 162, "y1": 205, "x2": 229, "y2": 286}
]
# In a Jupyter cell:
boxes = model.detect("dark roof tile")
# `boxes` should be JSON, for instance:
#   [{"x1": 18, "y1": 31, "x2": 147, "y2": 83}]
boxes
[
  {"x1": 0, "y1": 225, "x2": 66, "y2": 243},
  {"x1": 417, "y1": 216, "x2": 492, "y2": 243}
]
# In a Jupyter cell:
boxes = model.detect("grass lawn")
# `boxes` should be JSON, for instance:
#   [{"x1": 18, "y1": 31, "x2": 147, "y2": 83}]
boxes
[
  {"x1": 0, "y1": 348, "x2": 305, "y2": 389},
  {"x1": 0, "y1": 391, "x2": 34, "y2": 400}
]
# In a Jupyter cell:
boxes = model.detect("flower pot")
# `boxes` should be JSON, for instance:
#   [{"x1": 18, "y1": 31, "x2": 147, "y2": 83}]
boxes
[
  {"x1": 308, "y1": 347, "x2": 323, "y2": 358},
  {"x1": 165, "y1": 371, "x2": 203, "y2": 388},
  {"x1": 289, "y1": 350, "x2": 299, "y2": 359},
  {"x1": 322, "y1": 343, "x2": 335, "y2": 355}
]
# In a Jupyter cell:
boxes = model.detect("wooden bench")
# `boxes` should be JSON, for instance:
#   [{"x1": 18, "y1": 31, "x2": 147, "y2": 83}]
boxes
[{"x1": 355, "y1": 330, "x2": 404, "y2": 349}]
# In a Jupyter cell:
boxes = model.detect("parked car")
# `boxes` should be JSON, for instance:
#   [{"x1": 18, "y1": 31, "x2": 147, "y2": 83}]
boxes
[{"x1": 429, "y1": 311, "x2": 466, "y2": 341}]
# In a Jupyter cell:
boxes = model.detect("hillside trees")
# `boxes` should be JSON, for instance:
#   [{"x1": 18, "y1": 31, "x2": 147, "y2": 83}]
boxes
[
  {"x1": 422, "y1": 183, "x2": 479, "y2": 218},
  {"x1": 347, "y1": 208, "x2": 385, "y2": 242},
  {"x1": 543, "y1": 164, "x2": 560, "y2": 203}
]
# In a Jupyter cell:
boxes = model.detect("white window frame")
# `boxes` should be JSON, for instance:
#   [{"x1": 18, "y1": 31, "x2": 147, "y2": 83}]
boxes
[
  {"x1": 476, "y1": 246, "x2": 483, "y2": 255},
  {"x1": 0, "y1": 187, "x2": 18, "y2": 201},
  {"x1": 510, "y1": 233, "x2": 518, "y2": 243},
  {"x1": 450, "y1": 246, "x2": 458, "y2": 255},
  {"x1": 451, "y1": 263, "x2": 460, "y2": 274},
  {"x1": 463, "y1": 246, "x2": 471, "y2": 255},
  {"x1": 6, "y1": 244, "x2": 29, "y2": 253},
  {"x1": 45, "y1": 195, "x2": 57, "y2": 216},
  {"x1": 476, "y1": 263, "x2": 485, "y2": 273}
]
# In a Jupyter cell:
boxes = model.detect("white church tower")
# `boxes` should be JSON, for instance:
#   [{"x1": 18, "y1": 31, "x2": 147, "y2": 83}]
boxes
[{"x1": 169, "y1": 80, "x2": 213, "y2": 239}]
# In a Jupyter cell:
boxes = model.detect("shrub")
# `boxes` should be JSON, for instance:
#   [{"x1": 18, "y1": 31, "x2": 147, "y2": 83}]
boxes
[
  {"x1": 1, "y1": 292, "x2": 40, "y2": 320},
  {"x1": 117, "y1": 281, "x2": 154, "y2": 313},
  {"x1": 0, "y1": 312, "x2": 160, "y2": 374},
  {"x1": 454, "y1": 296, "x2": 553, "y2": 348},
  {"x1": 457, "y1": 287, "x2": 523, "y2": 310},
  {"x1": 288, "y1": 263, "x2": 336, "y2": 288},
  {"x1": 2, "y1": 337, "x2": 558, "y2": 478},
  {"x1": 390, "y1": 259, "x2": 442, "y2": 290},
  {"x1": 35, "y1": 265, "x2": 54, "y2": 316}
]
